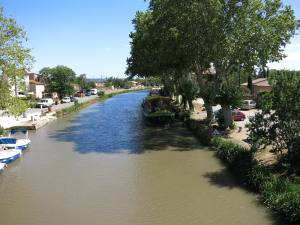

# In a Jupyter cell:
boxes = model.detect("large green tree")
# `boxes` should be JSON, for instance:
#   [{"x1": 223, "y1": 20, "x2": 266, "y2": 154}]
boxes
[
  {"x1": 209, "y1": 0, "x2": 297, "y2": 127},
  {"x1": 127, "y1": 0, "x2": 297, "y2": 127},
  {"x1": 0, "y1": 6, "x2": 33, "y2": 116},
  {"x1": 39, "y1": 66, "x2": 76, "y2": 98},
  {"x1": 0, "y1": 6, "x2": 33, "y2": 94}
]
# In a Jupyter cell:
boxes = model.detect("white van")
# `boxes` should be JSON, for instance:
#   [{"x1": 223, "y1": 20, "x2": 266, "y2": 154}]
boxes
[
  {"x1": 36, "y1": 98, "x2": 54, "y2": 108},
  {"x1": 241, "y1": 100, "x2": 256, "y2": 110},
  {"x1": 89, "y1": 89, "x2": 98, "y2": 95}
]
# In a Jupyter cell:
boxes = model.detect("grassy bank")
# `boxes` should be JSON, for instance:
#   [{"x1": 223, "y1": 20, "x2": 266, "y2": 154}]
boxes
[
  {"x1": 184, "y1": 118, "x2": 300, "y2": 224},
  {"x1": 55, "y1": 89, "x2": 147, "y2": 117}
]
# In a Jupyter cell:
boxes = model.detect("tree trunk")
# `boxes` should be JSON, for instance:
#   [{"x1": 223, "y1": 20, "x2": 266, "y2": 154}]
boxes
[
  {"x1": 223, "y1": 105, "x2": 233, "y2": 128},
  {"x1": 188, "y1": 99, "x2": 194, "y2": 112},
  {"x1": 205, "y1": 103, "x2": 213, "y2": 124}
]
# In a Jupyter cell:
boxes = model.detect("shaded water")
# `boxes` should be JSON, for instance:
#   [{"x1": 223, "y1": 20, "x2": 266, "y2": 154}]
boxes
[{"x1": 0, "y1": 91, "x2": 278, "y2": 225}]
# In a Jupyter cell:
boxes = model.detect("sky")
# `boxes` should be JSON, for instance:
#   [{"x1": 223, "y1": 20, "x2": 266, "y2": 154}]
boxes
[{"x1": 1, "y1": 0, "x2": 300, "y2": 78}]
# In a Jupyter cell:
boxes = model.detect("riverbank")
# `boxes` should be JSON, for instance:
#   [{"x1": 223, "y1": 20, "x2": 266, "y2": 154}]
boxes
[
  {"x1": 184, "y1": 118, "x2": 300, "y2": 225},
  {"x1": 2, "y1": 88, "x2": 147, "y2": 130}
]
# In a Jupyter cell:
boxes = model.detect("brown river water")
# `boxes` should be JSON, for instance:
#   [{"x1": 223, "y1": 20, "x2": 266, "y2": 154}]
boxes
[{"x1": 0, "y1": 91, "x2": 279, "y2": 225}]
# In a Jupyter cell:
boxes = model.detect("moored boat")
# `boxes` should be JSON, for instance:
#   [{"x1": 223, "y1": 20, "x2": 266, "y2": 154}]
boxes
[
  {"x1": 0, "y1": 128, "x2": 31, "y2": 151},
  {"x1": 0, "y1": 137, "x2": 31, "y2": 151},
  {"x1": 142, "y1": 96, "x2": 175, "y2": 125},
  {"x1": 0, "y1": 149, "x2": 22, "y2": 164}
]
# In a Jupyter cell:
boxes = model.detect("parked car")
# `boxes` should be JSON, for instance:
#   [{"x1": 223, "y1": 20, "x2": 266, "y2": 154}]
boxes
[
  {"x1": 70, "y1": 96, "x2": 79, "y2": 102},
  {"x1": 213, "y1": 108, "x2": 246, "y2": 121},
  {"x1": 36, "y1": 98, "x2": 54, "y2": 108},
  {"x1": 17, "y1": 92, "x2": 27, "y2": 98},
  {"x1": 88, "y1": 89, "x2": 98, "y2": 95},
  {"x1": 241, "y1": 100, "x2": 256, "y2": 110},
  {"x1": 62, "y1": 97, "x2": 71, "y2": 103},
  {"x1": 232, "y1": 110, "x2": 246, "y2": 121},
  {"x1": 85, "y1": 91, "x2": 91, "y2": 96}
]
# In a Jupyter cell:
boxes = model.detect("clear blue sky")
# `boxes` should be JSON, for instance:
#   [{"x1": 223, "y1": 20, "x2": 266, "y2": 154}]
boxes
[{"x1": 1, "y1": 0, "x2": 299, "y2": 78}]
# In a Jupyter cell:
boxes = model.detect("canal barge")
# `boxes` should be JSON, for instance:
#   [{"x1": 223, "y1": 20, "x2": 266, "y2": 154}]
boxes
[{"x1": 142, "y1": 96, "x2": 175, "y2": 125}]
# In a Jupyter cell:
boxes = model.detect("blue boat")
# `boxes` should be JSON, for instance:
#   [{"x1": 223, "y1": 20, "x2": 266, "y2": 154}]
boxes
[
  {"x1": 0, "y1": 150, "x2": 22, "y2": 164},
  {"x1": 0, "y1": 128, "x2": 31, "y2": 151},
  {"x1": 0, "y1": 137, "x2": 31, "y2": 151}
]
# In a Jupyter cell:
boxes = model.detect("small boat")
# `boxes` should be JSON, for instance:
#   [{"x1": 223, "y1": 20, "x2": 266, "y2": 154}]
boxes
[
  {"x1": 0, "y1": 137, "x2": 31, "y2": 151},
  {"x1": 0, "y1": 128, "x2": 31, "y2": 151},
  {"x1": 0, "y1": 149, "x2": 22, "y2": 164},
  {"x1": 0, "y1": 163, "x2": 6, "y2": 172},
  {"x1": 142, "y1": 96, "x2": 175, "y2": 125}
]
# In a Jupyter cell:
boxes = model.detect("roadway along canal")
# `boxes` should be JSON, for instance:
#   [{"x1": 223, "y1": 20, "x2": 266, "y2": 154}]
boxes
[{"x1": 0, "y1": 91, "x2": 278, "y2": 225}]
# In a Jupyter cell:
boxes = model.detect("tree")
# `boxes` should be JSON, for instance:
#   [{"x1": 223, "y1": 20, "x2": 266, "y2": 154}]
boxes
[
  {"x1": 40, "y1": 66, "x2": 76, "y2": 98},
  {"x1": 217, "y1": 78, "x2": 243, "y2": 128},
  {"x1": 0, "y1": 6, "x2": 33, "y2": 95},
  {"x1": 0, "y1": 6, "x2": 33, "y2": 116},
  {"x1": 75, "y1": 74, "x2": 90, "y2": 91},
  {"x1": 0, "y1": 81, "x2": 29, "y2": 117},
  {"x1": 127, "y1": 0, "x2": 297, "y2": 126},
  {"x1": 208, "y1": 0, "x2": 297, "y2": 128},
  {"x1": 248, "y1": 71, "x2": 300, "y2": 172},
  {"x1": 247, "y1": 75, "x2": 253, "y2": 94}
]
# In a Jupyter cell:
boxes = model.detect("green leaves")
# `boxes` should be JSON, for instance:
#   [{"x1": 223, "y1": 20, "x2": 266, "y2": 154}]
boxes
[
  {"x1": 40, "y1": 66, "x2": 76, "y2": 98},
  {"x1": 248, "y1": 71, "x2": 300, "y2": 171}
]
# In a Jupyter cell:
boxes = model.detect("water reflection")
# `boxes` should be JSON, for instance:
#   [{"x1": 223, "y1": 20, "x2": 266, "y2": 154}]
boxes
[
  {"x1": 49, "y1": 91, "x2": 201, "y2": 154},
  {"x1": 49, "y1": 91, "x2": 147, "y2": 154}
]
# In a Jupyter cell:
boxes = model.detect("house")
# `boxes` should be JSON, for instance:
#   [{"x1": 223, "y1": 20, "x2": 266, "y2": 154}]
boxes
[
  {"x1": 28, "y1": 80, "x2": 45, "y2": 99},
  {"x1": 26, "y1": 73, "x2": 45, "y2": 99},
  {"x1": 241, "y1": 78, "x2": 272, "y2": 99}
]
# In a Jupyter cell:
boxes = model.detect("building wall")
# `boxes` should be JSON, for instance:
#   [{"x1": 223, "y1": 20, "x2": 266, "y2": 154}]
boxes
[
  {"x1": 29, "y1": 83, "x2": 45, "y2": 99},
  {"x1": 253, "y1": 86, "x2": 272, "y2": 98}
]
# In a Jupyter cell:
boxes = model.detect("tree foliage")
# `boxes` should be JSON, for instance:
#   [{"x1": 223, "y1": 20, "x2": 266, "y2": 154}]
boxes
[
  {"x1": 248, "y1": 71, "x2": 300, "y2": 172},
  {"x1": 127, "y1": 0, "x2": 297, "y2": 128},
  {"x1": 0, "y1": 6, "x2": 33, "y2": 116},
  {"x1": 39, "y1": 66, "x2": 76, "y2": 98}
]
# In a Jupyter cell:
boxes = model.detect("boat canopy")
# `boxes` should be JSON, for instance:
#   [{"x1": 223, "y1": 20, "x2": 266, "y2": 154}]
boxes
[
  {"x1": 10, "y1": 128, "x2": 28, "y2": 135},
  {"x1": 0, "y1": 138, "x2": 17, "y2": 145}
]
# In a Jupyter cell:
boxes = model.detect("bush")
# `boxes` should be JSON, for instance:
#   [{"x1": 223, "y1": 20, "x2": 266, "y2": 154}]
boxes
[{"x1": 97, "y1": 91, "x2": 105, "y2": 97}]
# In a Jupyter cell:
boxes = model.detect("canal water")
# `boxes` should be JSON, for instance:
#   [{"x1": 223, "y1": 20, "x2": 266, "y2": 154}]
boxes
[{"x1": 0, "y1": 91, "x2": 278, "y2": 225}]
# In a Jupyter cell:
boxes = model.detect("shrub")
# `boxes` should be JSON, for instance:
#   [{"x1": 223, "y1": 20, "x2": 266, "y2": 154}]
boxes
[{"x1": 97, "y1": 91, "x2": 105, "y2": 97}]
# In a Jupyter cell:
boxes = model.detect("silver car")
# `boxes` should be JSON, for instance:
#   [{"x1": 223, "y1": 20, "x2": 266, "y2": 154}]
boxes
[{"x1": 241, "y1": 100, "x2": 256, "y2": 110}]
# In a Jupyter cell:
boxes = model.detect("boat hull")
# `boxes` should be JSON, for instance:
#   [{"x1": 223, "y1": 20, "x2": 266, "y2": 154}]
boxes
[
  {"x1": 143, "y1": 112, "x2": 175, "y2": 125},
  {"x1": 0, "y1": 138, "x2": 31, "y2": 151},
  {"x1": 0, "y1": 150, "x2": 22, "y2": 164}
]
